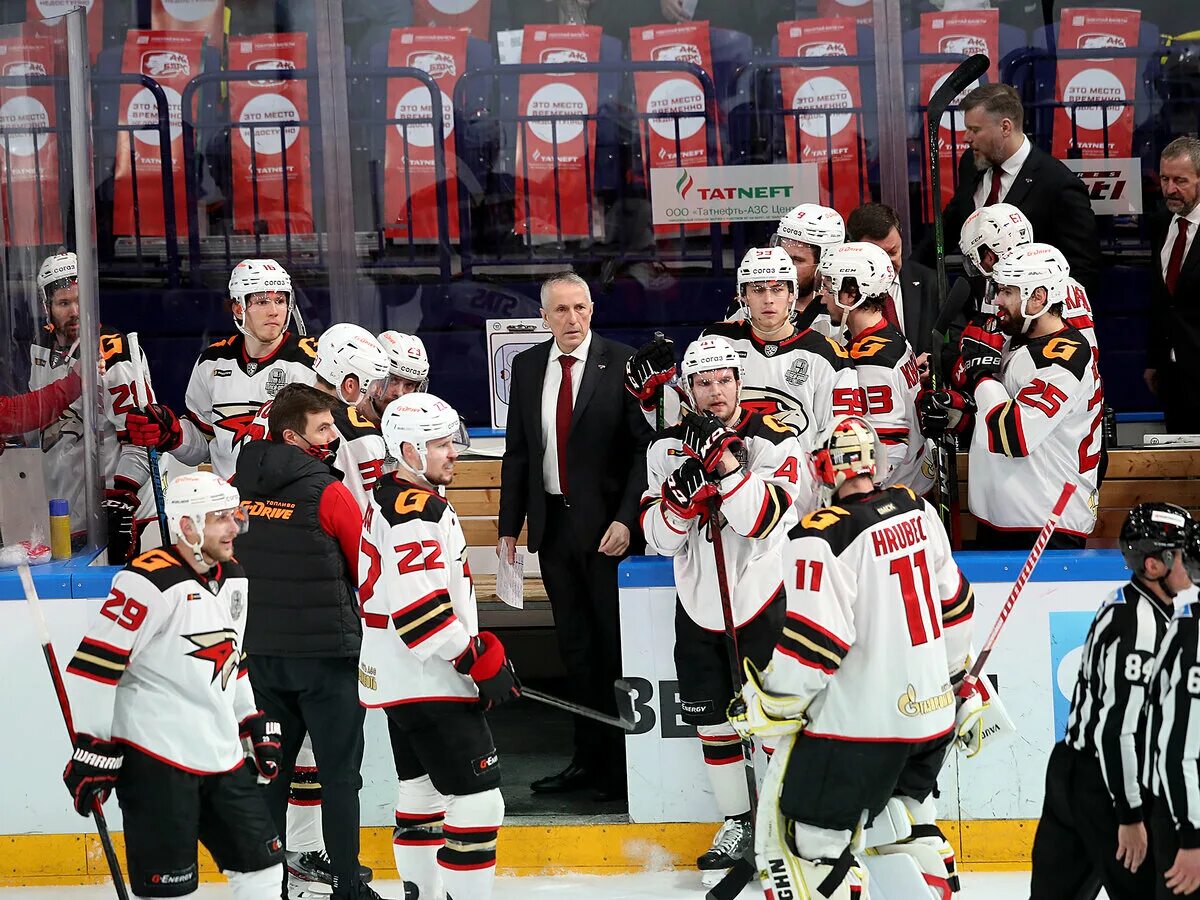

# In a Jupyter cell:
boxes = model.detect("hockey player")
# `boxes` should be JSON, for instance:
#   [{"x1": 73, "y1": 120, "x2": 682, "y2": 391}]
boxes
[
  {"x1": 126, "y1": 258, "x2": 317, "y2": 479},
  {"x1": 731, "y1": 416, "x2": 975, "y2": 899},
  {"x1": 359, "y1": 393, "x2": 518, "y2": 900},
  {"x1": 639, "y1": 336, "x2": 815, "y2": 886},
  {"x1": 27, "y1": 251, "x2": 157, "y2": 560},
  {"x1": 62, "y1": 471, "x2": 284, "y2": 899},
  {"x1": 770, "y1": 203, "x2": 846, "y2": 332},
  {"x1": 921, "y1": 243, "x2": 1103, "y2": 549},
  {"x1": 819, "y1": 242, "x2": 932, "y2": 492},
  {"x1": 1029, "y1": 503, "x2": 1193, "y2": 900}
]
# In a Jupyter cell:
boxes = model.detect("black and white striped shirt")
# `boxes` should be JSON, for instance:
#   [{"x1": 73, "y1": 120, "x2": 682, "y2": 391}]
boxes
[
  {"x1": 1064, "y1": 580, "x2": 1173, "y2": 823},
  {"x1": 1146, "y1": 602, "x2": 1200, "y2": 848}
]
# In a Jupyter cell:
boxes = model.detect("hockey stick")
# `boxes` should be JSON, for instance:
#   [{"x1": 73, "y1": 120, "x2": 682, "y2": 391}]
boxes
[
  {"x1": 522, "y1": 680, "x2": 638, "y2": 731},
  {"x1": 18, "y1": 564, "x2": 131, "y2": 900},
  {"x1": 654, "y1": 331, "x2": 667, "y2": 433},
  {"x1": 125, "y1": 332, "x2": 169, "y2": 545},
  {"x1": 960, "y1": 481, "x2": 1077, "y2": 695},
  {"x1": 705, "y1": 497, "x2": 760, "y2": 900},
  {"x1": 927, "y1": 52, "x2": 989, "y2": 550}
]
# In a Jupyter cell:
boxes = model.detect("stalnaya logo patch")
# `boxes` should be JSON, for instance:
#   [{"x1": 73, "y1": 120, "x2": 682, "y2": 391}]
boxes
[{"x1": 785, "y1": 358, "x2": 809, "y2": 386}]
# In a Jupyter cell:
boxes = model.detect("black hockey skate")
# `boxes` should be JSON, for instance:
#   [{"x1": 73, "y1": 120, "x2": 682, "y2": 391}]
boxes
[
  {"x1": 697, "y1": 816, "x2": 753, "y2": 887},
  {"x1": 287, "y1": 848, "x2": 374, "y2": 884}
]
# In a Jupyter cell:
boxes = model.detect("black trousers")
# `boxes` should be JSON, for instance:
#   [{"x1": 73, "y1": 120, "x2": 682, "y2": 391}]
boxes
[
  {"x1": 538, "y1": 493, "x2": 625, "y2": 787},
  {"x1": 248, "y1": 654, "x2": 366, "y2": 894},
  {"x1": 973, "y1": 521, "x2": 1086, "y2": 551},
  {"x1": 1029, "y1": 742, "x2": 1154, "y2": 900},
  {"x1": 1152, "y1": 793, "x2": 1199, "y2": 899},
  {"x1": 1161, "y1": 363, "x2": 1200, "y2": 436}
]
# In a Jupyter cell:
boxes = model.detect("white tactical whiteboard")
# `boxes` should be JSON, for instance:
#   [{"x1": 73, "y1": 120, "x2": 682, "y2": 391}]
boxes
[{"x1": 487, "y1": 318, "x2": 552, "y2": 430}]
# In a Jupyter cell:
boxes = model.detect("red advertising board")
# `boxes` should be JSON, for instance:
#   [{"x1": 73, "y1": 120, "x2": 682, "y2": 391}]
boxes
[
  {"x1": 514, "y1": 25, "x2": 601, "y2": 240},
  {"x1": 228, "y1": 33, "x2": 312, "y2": 235},
  {"x1": 412, "y1": 0, "x2": 491, "y2": 39},
  {"x1": 151, "y1": 0, "x2": 224, "y2": 50},
  {"x1": 113, "y1": 30, "x2": 205, "y2": 237},
  {"x1": 777, "y1": 18, "x2": 868, "y2": 220},
  {"x1": 0, "y1": 35, "x2": 61, "y2": 246},
  {"x1": 25, "y1": 0, "x2": 102, "y2": 62},
  {"x1": 1053, "y1": 7, "x2": 1141, "y2": 159},
  {"x1": 919, "y1": 9, "x2": 999, "y2": 220},
  {"x1": 817, "y1": 0, "x2": 871, "y2": 27}
]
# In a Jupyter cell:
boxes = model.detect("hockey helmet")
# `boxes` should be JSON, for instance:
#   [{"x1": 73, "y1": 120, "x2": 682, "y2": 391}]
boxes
[
  {"x1": 959, "y1": 203, "x2": 1033, "y2": 276},
  {"x1": 164, "y1": 472, "x2": 248, "y2": 562},
  {"x1": 381, "y1": 392, "x2": 469, "y2": 474},
  {"x1": 378, "y1": 330, "x2": 431, "y2": 391},
  {"x1": 680, "y1": 336, "x2": 741, "y2": 411},
  {"x1": 37, "y1": 251, "x2": 78, "y2": 310},
  {"x1": 771, "y1": 204, "x2": 846, "y2": 260},
  {"x1": 813, "y1": 415, "x2": 886, "y2": 493},
  {"x1": 228, "y1": 258, "x2": 305, "y2": 337},
  {"x1": 1184, "y1": 519, "x2": 1200, "y2": 584},
  {"x1": 1119, "y1": 502, "x2": 1192, "y2": 575},
  {"x1": 313, "y1": 323, "x2": 389, "y2": 403},
  {"x1": 989, "y1": 243, "x2": 1070, "y2": 334},
  {"x1": 737, "y1": 247, "x2": 799, "y2": 298},
  {"x1": 818, "y1": 242, "x2": 896, "y2": 316}
]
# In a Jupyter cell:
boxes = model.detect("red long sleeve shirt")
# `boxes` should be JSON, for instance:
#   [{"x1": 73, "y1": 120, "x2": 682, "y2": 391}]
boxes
[
  {"x1": 0, "y1": 370, "x2": 82, "y2": 435},
  {"x1": 317, "y1": 479, "x2": 362, "y2": 584}
]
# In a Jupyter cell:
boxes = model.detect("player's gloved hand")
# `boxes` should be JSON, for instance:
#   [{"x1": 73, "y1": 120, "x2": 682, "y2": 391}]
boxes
[
  {"x1": 455, "y1": 631, "x2": 522, "y2": 712},
  {"x1": 952, "y1": 315, "x2": 1004, "y2": 391},
  {"x1": 681, "y1": 411, "x2": 742, "y2": 474},
  {"x1": 125, "y1": 403, "x2": 183, "y2": 451},
  {"x1": 954, "y1": 680, "x2": 986, "y2": 758},
  {"x1": 103, "y1": 480, "x2": 140, "y2": 565},
  {"x1": 661, "y1": 458, "x2": 719, "y2": 519},
  {"x1": 63, "y1": 733, "x2": 122, "y2": 816},
  {"x1": 239, "y1": 711, "x2": 282, "y2": 781},
  {"x1": 728, "y1": 659, "x2": 807, "y2": 740},
  {"x1": 625, "y1": 335, "x2": 677, "y2": 411},
  {"x1": 916, "y1": 389, "x2": 976, "y2": 439}
]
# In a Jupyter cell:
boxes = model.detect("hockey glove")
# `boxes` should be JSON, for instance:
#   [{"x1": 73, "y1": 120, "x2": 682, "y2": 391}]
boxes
[
  {"x1": 954, "y1": 683, "x2": 986, "y2": 758},
  {"x1": 63, "y1": 733, "x2": 122, "y2": 816},
  {"x1": 455, "y1": 631, "x2": 522, "y2": 712},
  {"x1": 916, "y1": 389, "x2": 976, "y2": 439},
  {"x1": 661, "y1": 458, "x2": 719, "y2": 519},
  {"x1": 239, "y1": 711, "x2": 282, "y2": 781},
  {"x1": 625, "y1": 335, "x2": 677, "y2": 411},
  {"x1": 728, "y1": 659, "x2": 807, "y2": 740},
  {"x1": 952, "y1": 315, "x2": 1004, "y2": 391},
  {"x1": 681, "y1": 411, "x2": 742, "y2": 475},
  {"x1": 103, "y1": 478, "x2": 140, "y2": 565},
  {"x1": 125, "y1": 402, "x2": 183, "y2": 452}
]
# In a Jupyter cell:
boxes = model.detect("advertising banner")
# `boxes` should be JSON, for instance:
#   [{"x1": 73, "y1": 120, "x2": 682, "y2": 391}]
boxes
[
  {"x1": 777, "y1": 18, "x2": 867, "y2": 220},
  {"x1": 26, "y1": 0, "x2": 102, "y2": 62},
  {"x1": 1053, "y1": 7, "x2": 1141, "y2": 159},
  {"x1": 228, "y1": 33, "x2": 312, "y2": 235},
  {"x1": 412, "y1": 0, "x2": 491, "y2": 39},
  {"x1": 0, "y1": 35, "x2": 61, "y2": 246},
  {"x1": 150, "y1": 0, "x2": 224, "y2": 49},
  {"x1": 919, "y1": 9, "x2": 999, "y2": 220},
  {"x1": 113, "y1": 30, "x2": 204, "y2": 237},
  {"x1": 514, "y1": 24, "x2": 601, "y2": 240},
  {"x1": 649, "y1": 162, "x2": 819, "y2": 225},
  {"x1": 817, "y1": 0, "x2": 871, "y2": 27},
  {"x1": 1061, "y1": 156, "x2": 1142, "y2": 214},
  {"x1": 384, "y1": 27, "x2": 466, "y2": 242}
]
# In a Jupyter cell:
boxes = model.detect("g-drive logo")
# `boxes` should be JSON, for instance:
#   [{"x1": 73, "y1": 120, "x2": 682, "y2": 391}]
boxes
[{"x1": 674, "y1": 168, "x2": 794, "y2": 202}]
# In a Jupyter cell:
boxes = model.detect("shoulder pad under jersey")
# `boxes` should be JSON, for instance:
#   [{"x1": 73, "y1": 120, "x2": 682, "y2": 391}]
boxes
[
  {"x1": 198, "y1": 334, "x2": 243, "y2": 362},
  {"x1": 1026, "y1": 328, "x2": 1091, "y2": 380},
  {"x1": 373, "y1": 475, "x2": 448, "y2": 527},
  {"x1": 123, "y1": 547, "x2": 196, "y2": 591},
  {"x1": 334, "y1": 404, "x2": 381, "y2": 440},
  {"x1": 788, "y1": 485, "x2": 923, "y2": 551},
  {"x1": 739, "y1": 411, "x2": 800, "y2": 444},
  {"x1": 849, "y1": 326, "x2": 911, "y2": 368},
  {"x1": 98, "y1": 330, "x2": 135, "y2": 366},
  {"x1": 793, "y1": 329, "x2": 853, "y2": 366}
]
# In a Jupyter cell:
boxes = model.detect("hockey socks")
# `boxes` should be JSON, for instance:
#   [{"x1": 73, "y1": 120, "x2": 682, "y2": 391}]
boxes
[{"x1": 697, "y1": 724, "x2": 752, "y2": 818}]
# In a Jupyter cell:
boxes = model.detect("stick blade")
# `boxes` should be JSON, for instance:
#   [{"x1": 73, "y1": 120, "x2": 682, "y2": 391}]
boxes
[
  {"x1": 928, "y1": 53, "x2": 990, "y2": 112},
  {"x1": 613, "y1": 679, "x2": 638, "y2": 731},
  {"x1": 705, "y1": 856, "x2": 756, "y2": 900}
]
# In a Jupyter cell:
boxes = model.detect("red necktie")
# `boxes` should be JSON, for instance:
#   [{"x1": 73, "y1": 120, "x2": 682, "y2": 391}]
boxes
[
  {"x1": 556, "y1": 355, "x2": 576, "y2": 495},
  {"x1": 985, "y1": 166, "x2": 1003, "y2": 206},
  {"x1": 1166, "y1": 217, "x2": 1189, "y2": 296},
  {"x1": 882, "y1": 288, "x2": 900, "y2": 329}
]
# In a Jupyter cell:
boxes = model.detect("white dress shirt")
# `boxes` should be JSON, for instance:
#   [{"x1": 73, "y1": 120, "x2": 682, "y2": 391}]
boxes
[
  {"x1": 540, "y1": 330, "x2": 592, "y2": 495},
  {"x1": 972, "y1": 134, "x2": 1032, "y2": 209},
  {"x1": 1159, "y1": 204, "x2": 1200, "y2": 282},
  {"x1": 887, "y1": 277, "x2": 906, "y2": 335}
]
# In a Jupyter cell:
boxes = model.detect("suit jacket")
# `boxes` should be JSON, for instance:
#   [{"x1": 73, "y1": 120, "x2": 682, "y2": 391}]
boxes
[
  {"x1": 923, "y1": 141, "x2": 1101, "y2": 297},
  {"x1": 898, "y1": 258, "x2": 938, "y2": 358},
  {"x1": 1147, "y1": 212, "x2": 1200, "y2": 377},
  {"x1": 499, "y1": 332, "x2": 653, "y2": 554}
]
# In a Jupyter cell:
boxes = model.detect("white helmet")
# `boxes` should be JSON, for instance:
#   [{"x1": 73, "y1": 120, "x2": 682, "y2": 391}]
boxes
[
  {"x1": 38, "y1": 251, "x2": 77, "y2": 310},
  {"x1": 959, "y1": 203, "x2": 1033, "y2": 275},
  {"x1": 228, "y1": 258, "x2": 305, "y2": 337},
  {"x1": 818, "y1": 242, "x2": 896, "y2": 314},
  {"x1": 313, "y1": 323, "x2": 389, "y2": 403},
  {"x1": 381, "y1": 392, "x2": 469, "y2": 474},
  {"x1": 772, "y1": 204, "x2": 845, "y2": 258},
  {"x1": 738, "y1": 246, "x2": 799, "y2": 297},
  {"x1": 813, "y1": 415, "x2": 886, "y2": 494},
  {"x1": 378, "y1": 330, "x2": 431, "y2": 389},
  {"x1": 680, "y1": 335, "x2": 741, "y2": 412},
  {"x1": 164, "y1": 472, "x2": 247, "y2": 563},
  {"x1": 990, "y1": 242, "x2": 1070, "y2": 334}
]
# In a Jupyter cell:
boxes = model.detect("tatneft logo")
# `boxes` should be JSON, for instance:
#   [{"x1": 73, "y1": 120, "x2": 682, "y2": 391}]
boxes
[
  {"x1": 651, "y1": 43, "x2": 702, "y2": 66},
  {"x1": 539, "y1": 47, "x2": 588, "y2": 64},
  {"x1": 674, "y1": 172, "x2": 795, "y2": 203},
  {"x1": 141, "y1": 50, "x2": 190, "y2": 78},
  {"x1": 676, "y1": 169, "x2": 694, "y2": 199},
  {"x1": 408, "y1": 51, "x2": 457, "y2": 78}
]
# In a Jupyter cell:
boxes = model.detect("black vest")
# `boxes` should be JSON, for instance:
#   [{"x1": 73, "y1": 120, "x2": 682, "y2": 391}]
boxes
[{"x1": 234, "y1": 440, "x2": 361, "y2": 657}]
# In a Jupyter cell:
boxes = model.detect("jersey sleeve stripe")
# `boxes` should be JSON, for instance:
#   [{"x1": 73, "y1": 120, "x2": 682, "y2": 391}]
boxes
[
  {"x1": 392, "y1": 589, "x2": 457, "y2": 648},
  {"x1": 984, "y1": 401, "x2": 1029, "y2": 458},
  {"x1": 786, "y1": 611, "x2": 851, "y2": 654},
  {"x1": 66, "y1": 638, "x2": 130, "y2": 684},
  {"x1": 777, "y1": 625, "x2": 843, "y2": 675},
  {"x1": 184, "y1": 410, "x2": 215, "y2": 436},
  {"x1": 745, "y1": 483, "x2": 790, "y2": 539},
  {"x1": 942, "y1": 576, "x2": 975, "y2": 627},
  {"x1": 877, "y1": 427, "x2": 909, "y2": 445}
]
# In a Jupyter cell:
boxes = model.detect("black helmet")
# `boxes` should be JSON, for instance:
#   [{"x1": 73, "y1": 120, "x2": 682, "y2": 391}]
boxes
[
  {"x1": 1120, "y1": 502, "x2": 1192, "y2": 574},
  {"x1": 1184, "y1": 519, "x2": 1200, "y2": 584}
]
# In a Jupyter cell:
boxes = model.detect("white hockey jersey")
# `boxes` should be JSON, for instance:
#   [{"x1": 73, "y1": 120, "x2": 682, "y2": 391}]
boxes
[
  {"x1": 177, "y1": 331, "x2": 318, "y2": 479},
  {"x1": 640, "y1": 411, "x2": 815, "y2": 631},
  {"x1": 65, "y1": 547, "x2": 256, "y2": 773},
  {"x1": 968, "y1": 325, "x2": 1102, "y2": 537},
  {"x1": 28, "y1": 329, "x2": 155, "y2": 534},
  {"x1": 358, "y1": 475, "x2": 479, "y2": 707},
  {"x1": 981, "y1": 277, "x2": 1098, "y2": 357},
  {"x1": 763, "y1": 487, "x2": 974, "y2": 741},
  {"x1": 702, "y1": 320, "x2": 861, "y2": 452},
  {"x1": 847, "y1": 320, "x2": 933, "y2": 494}
]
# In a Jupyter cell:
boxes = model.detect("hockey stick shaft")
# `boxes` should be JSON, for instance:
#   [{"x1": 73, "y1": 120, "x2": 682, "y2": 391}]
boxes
[
  {"x1": 18, "y1": 565, "x2": 131, "y2": 900},
  {"x1": 654, "y1": 331, "x2": 667, "y2": 433},
  {"x1": 522, "y1": 685, "x2": 635, "y2": 731},
  {"x1": 125, "y1": 332, "x2": 169, "y2": 545},
  {"x1": 961, "y1": 481, "x2": 1077, "y2": 694}
]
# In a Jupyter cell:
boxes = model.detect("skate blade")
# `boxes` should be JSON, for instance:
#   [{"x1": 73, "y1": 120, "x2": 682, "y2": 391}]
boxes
[
  {"x1": 287, "y1": 874, "x2": 333, "y2": 898},
  {"x1": 701, "y1": 866, "x2": 730, "y2": 888}
]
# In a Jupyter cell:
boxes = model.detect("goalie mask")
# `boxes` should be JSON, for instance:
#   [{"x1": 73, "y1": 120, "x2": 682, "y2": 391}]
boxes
[
  {"x1": 959, "y1": 203, "x2": 1033, "y2": 277},
  {"x1": 313, "y1": 323, "x2": 389, "y2": 403},
  {"x1": 990, "y1": 243, "x2": 1070, "y2": 334},
  {"x1": 818, "y1": 242, "x2": 896, "y2": 318},
  {"x1": 228, "y1": 258, "x2": 306, "y2": 338},
  {"x1": 737, "y1": 246, "x2": 799, "y2": 318},
  {"x1": 1120, "y1": 502, "x2": 1193, "y2": 596},
  {"x1": 771, "y1": 204, "x2": 845, "y2": 261},
  {"x1": 165, "y1": 472, "x2": 248, "y2": 565},
  {"x1": 382, "y1": 392, "x2": 469, "y2": 475},
  {"x1": 680, "y1": 336, "x2": 741, "y2": 414},
  {"x1": 813, "y1": 416, "x2": 885, "y2": 493}
]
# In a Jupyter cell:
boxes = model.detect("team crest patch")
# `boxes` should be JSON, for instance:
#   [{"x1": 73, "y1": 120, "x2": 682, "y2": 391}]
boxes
[
  {"x1": 245, "y1": 361, "x2": 258, "y2": 376},
  {"x1": 785, "y1": 358, "x2": 809, "y2": 386},
  {"x1": 266, "y1": 368, "x2": 286, "y2": 396},
  {"x1": 230, "y1": 590, "x2": 244, "y2": 619},
  {"x1": 764, "y1": 343, "x2": 778, "y2": 357}
]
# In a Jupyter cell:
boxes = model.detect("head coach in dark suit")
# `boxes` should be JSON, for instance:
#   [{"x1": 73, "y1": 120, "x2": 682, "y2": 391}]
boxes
[
  {"x1": 498, "y1": 272, "x2": 654, "y2": 800},
  {"x1": 1146, "y1": 137, "x2": 1200, "y2": 434},
  {"x1": 921, "y1": 83, "x2": 1101, "y2": 297}
]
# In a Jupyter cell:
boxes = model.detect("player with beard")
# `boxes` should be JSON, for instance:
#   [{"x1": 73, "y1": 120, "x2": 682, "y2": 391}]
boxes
[{"x1": 767, "y1": 203, "x2": 846, "y2": 333}]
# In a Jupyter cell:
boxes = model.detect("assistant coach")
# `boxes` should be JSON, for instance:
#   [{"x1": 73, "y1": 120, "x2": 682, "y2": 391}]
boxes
[{"x1": 499, "y1": 272, "x2": 653, "y2": 802}]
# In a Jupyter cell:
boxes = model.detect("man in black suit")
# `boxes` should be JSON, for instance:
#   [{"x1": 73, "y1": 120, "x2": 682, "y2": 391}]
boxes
[
  {"x1": 498, "y1": 272, "x2": 653, "y2": 801},
  {"x1": 847, "y1": 202, "x2": 939, "y2": 361},
  {"x1": 923, "y1": 83, "x2": 1101, "y2": 297},
  {"x1": 1146, "y1": 137, "x2": 1200, "y2": 434}
]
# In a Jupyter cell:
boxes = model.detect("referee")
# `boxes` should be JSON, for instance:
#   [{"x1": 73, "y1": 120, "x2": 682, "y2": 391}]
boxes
[
  {"x1": 1145, "y1": 522, "x2": 1200, "y2": 899},
  {"x1": 1029, "y1": 503, "x2": 1193, "y2": 900}
]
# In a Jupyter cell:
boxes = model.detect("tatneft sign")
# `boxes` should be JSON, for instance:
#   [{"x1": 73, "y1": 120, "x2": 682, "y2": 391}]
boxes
[
  {"x1": 1061, "y1": 156, "x2": 1142, "y2": 215},
  {"x1": 650, "y1": 163, "x2": 819, "y2": 224}
]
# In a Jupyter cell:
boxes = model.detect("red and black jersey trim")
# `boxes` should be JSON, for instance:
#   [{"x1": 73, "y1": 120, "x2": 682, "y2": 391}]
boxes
[
  {"x1": 983, "y1": 401, "x2": 1028, "y2": 458},
  {"x1": 876, "y1": 426, "x2": 910, "y2": 446},
  {"x1": 184, "y1": 409, "x2": 216, "y2": 436},
  {"x1": 393, "y1": 588, "x2": 457, "y2": 649},
  {"x1": 744, "y1": 482, "x2": 792, "y2": 539},
  {"x1": 942, "y1": 573, "x2": 975, "y2": 628},
  {"x1": 777, "y1": 612, "x2": 849, "y2": 675},
  {"x1": 288, "y1": 765, "x2": 322, "y2": 807},
  {"x1": 699, "y1": 732, "x2": 744, "y2": 766},
  {"x1": 394, "y1": 810, "x2": 445, "y2": 846},
  {"x1": 439, "y1": 824, "x2": 499, "y2": 871},
  {"x1": 66, "y1": 637, "x2": 131, "y2": 685}
]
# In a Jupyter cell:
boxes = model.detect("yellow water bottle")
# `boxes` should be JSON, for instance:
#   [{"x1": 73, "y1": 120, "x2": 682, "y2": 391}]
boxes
[{"x1": 49, "y1": 498, "x2": 71, "y2": 560}]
